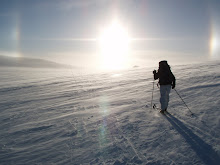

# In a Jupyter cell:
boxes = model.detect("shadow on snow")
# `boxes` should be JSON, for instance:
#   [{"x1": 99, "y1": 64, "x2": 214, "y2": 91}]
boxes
[{"x1": 164, "y1": 114, "x2": 220, "y2": 165}]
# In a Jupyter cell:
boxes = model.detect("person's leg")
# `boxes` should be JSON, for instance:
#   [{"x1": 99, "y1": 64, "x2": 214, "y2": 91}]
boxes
[
  {"x1": 160, "y1": 85, "x2": 166, "y2": 110},
  {"x1": 164, "y1": 85, "x2": 171, "y2": 110}
]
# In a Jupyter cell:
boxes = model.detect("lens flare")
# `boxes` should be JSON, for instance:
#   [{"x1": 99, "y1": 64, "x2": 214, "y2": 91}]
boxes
[{"x1": 98, "y1": 96, "x2": 109, "y2": 148}]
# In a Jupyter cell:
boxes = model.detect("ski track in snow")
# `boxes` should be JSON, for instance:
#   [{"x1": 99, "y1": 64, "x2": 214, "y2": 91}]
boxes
[{"x1": 0, "y1": 62, "x2": 220, "y2": 165}]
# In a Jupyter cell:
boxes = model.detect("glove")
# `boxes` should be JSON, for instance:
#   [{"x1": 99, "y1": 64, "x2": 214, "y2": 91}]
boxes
[
  {"x1": 172, "y1": 83, "x2": 175, "y2": 89},
  {"x1": 153, "y1": 70, "x2": 156, "y2": 74}
]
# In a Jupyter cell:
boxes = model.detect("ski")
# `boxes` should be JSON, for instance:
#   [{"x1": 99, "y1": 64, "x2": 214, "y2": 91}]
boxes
[
  {"x1": 152, "y1": 104, "x2": 171, "y2": 115},
  {"x1": 152, "y1": 104, "x2": 165, "y2": 114}
]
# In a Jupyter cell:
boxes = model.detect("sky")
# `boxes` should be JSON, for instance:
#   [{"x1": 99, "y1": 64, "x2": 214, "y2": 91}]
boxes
[{"x1": 0, "y1": 0, "x2": 220, "y2": 70}]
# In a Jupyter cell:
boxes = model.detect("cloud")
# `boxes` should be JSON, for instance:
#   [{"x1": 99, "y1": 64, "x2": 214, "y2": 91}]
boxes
[
  {"x1": 0, "y1": 51, "x2": 21, "y2": 57},
  {"x1": 50, "y1": 0, "x2": 108, "y2": 10}
]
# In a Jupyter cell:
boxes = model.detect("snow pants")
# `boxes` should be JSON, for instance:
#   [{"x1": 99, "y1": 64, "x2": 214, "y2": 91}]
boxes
[{"x1": 160, "y1": 85, "x2": 172, "y2": 110}]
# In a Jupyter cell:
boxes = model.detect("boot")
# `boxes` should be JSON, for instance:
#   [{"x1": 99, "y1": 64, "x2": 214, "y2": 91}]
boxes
[{"x1": 160, "y1": 109, "x2": 165, "y2": 114}]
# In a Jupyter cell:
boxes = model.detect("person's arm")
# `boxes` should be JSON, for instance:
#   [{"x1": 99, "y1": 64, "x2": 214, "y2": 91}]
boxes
[
  {"x1": 153, "y1": 70, "x2": 159, "y2": 80},
  {"x1": 171, "y1": 73, "x2": 176, "y2": 89}
]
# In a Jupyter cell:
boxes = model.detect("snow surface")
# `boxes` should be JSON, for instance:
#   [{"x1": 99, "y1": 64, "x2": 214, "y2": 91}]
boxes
[{"x1": 0, "y1": 62, "x2": 220, "y2": 165}]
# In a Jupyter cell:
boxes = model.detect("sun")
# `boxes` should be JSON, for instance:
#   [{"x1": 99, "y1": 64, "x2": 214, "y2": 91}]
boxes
[{"x1": 98, "y1": 21, "x2": 130, "y2": 70}]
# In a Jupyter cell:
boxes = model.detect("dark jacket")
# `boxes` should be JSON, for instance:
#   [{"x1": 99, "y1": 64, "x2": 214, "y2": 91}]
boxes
[{"x1": 154, "y1": 64, "x2": 176, "y2": 87}]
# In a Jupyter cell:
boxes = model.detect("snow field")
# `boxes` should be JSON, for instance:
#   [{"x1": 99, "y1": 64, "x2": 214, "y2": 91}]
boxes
[{"x1": 0, "y1": 62, "x2": 220, "y2": 164}]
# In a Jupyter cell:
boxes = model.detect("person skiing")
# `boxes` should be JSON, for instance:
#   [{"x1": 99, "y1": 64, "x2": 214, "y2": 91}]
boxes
[{"x1": 153, "y1": 60, "x2": 176, "y2": 113}]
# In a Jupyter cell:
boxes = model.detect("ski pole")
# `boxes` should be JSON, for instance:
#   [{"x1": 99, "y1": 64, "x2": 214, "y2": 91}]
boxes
[
  {"x1": 174, "y1": 89, "x2": 194, "y2": 116},
  {"x1": 150, "y1": 80, "x2": 155, "y2": 109}
]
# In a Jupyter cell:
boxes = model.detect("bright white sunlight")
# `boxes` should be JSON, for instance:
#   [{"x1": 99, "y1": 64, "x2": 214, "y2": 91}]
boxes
[{"x1": 98, "y1": 20, "x2": 131, "y2": 70}]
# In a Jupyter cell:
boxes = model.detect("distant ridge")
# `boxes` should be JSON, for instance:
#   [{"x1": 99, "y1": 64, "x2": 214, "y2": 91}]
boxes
[{"x1": 0, "y1": 55, "x2": 71, "y2": 69}]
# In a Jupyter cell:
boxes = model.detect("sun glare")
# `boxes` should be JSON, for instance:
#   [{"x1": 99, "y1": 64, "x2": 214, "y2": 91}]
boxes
[{"x1": 99, "y1": 21, "x2": 130, "y2": 70}]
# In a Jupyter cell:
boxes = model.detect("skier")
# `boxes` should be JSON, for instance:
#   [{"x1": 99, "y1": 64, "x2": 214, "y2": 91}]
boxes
[{"x1": 153, "y1": 60, "x2": 176, "y2": 113}]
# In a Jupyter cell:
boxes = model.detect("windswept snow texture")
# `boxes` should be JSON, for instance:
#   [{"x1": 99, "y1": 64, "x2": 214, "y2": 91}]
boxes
[{"x1": 0, "y1": 62, "x2": 220, "y2": 165}]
